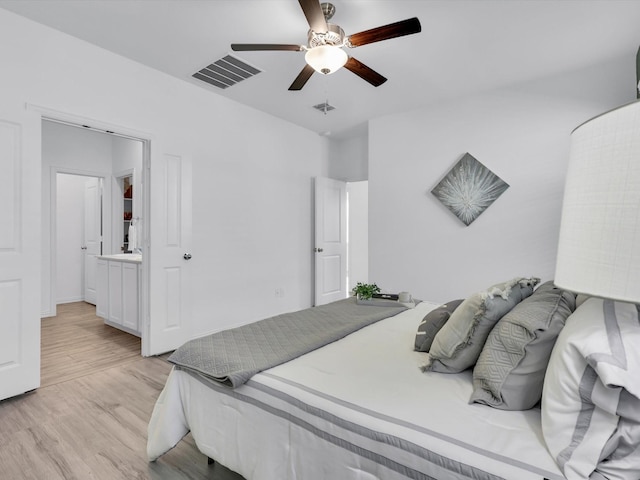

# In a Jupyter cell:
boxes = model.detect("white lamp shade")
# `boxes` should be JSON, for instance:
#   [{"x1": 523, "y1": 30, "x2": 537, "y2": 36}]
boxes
[
  {"x1": 555, "y1": 100, "x2": 640, "y2": 303},
  {"x1": 305, "y1": 46, "x2": 348, "y2": 75}
]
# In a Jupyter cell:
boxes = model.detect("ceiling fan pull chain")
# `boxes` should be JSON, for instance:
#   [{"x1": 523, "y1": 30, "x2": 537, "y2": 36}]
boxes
[{"x1": 324, "y1": 75, "x2": 329, "y2": 115}]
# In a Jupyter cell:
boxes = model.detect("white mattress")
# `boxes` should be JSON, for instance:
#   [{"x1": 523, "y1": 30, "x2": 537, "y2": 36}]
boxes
[{"x1": 148, "y1": 301, "x2": 565, "y2": 480}]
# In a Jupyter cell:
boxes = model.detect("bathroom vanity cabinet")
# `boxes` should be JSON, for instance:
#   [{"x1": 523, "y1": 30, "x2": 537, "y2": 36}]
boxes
[{"x1": 96, "y1": 254, "x2": 142, "y2": 337}]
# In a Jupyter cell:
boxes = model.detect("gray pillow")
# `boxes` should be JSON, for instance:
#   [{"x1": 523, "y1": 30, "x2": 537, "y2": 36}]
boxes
[
  {"x1": 470, "y1": 281, "x2": 576, "y2": 410},
  {"x1": 414, "y1": 300, "x2": 463, "y2": 352},
  {"x1": 423, "y1": 277, "x2": 539, "y2": 373}
]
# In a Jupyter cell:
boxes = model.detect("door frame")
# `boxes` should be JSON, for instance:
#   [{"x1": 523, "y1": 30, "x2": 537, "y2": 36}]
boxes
[
  {"x1": 50, "y1": 169, "x2": 109, "y2": 312},
  {"x1": 345, "y1": 180, "x2": 368, "y2": 294},
  {"x1": 32, "y1": 105, "x2": 152, "y2": 356}
]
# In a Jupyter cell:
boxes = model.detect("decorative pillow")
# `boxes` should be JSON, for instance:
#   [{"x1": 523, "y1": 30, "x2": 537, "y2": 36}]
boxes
[
  {"x1": 575, "y1": 293, "x2": 590, "y2": 308},
  {"x1": 541, "y1": 297, "x2": 640, "y2": 480},
  {"x1": 422, "y1": 277, "x2": 540, "y2": 373},
  {"x1": 414, "y1": 299, "x2": 464, "y2": 352},
  {"x1": 469, "y1": 281, "x2": 576, "y2": 410}
]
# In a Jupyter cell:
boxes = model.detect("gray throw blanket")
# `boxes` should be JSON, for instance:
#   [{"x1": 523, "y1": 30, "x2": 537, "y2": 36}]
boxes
[{"x1": 168, "y1": 297, "x2": 407, "y2": 388}]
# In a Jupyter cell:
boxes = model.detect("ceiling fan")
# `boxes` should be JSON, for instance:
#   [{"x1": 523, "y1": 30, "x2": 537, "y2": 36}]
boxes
[{"x1": 231, "y1": 0, "x2": 421, "y2": 90}]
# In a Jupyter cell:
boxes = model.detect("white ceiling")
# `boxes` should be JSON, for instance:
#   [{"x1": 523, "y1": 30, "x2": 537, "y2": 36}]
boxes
[{"x1": 1, "y1": 0, "x2": 639, "y2": 139}]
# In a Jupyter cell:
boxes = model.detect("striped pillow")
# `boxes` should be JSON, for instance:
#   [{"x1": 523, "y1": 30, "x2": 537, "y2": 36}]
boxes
[
  {"x1": 414, "y1": 299, "x2": 463, "y2": 352},
  {"x1": 541, "y1": 297, "x2": 640, "y2": 479}
]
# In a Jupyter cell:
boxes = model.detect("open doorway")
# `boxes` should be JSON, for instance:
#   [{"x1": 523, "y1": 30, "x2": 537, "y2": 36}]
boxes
[
  {"x1": 54, "y1": 173, "x2": 103, "y2": 306},
  {"x1": 314, "y1": 178, "x2": 368, "y2": 306},
  {"x1": 43, "y1": 120, "x2": 144, "y2": 315},
  {"x1": 346, "y1": 180, "x2": 368, "y2": 292},
  {"x1": 42, "y1": 119, "x2": 145, "y2": 373},
  {"x1": 39, "y1": 109, "x2": 192, "y2": 358}
]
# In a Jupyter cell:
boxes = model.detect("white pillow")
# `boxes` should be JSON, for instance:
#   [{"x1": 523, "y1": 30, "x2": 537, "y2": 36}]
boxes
[{"x1": 541, "y1": 297, "x2": 640, "y2": 480}]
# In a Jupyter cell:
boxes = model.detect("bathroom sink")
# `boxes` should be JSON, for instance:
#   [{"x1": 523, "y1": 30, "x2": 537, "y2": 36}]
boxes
[{"x1": 99, "y1": 253, "x2": 142, "y2": 262}]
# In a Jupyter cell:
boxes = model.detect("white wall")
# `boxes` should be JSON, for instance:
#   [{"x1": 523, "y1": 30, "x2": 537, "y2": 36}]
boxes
[
  {"x1": 328, "y1": 134, "x2": 368, "y2": 181},
  {"x1": 369, "y1": 56, "x2": 637, "y2": 303},
  {"x1": 55, "y1": 174, "x2": 86, "y2": 304},
  {"x1": 1, "y1": 9, "x2": 328, "y2": 335}
]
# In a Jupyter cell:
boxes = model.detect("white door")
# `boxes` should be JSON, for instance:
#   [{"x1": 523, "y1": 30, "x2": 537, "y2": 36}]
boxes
[
  {"x1": 314, "y1": 177, "x2": 347, "y2": 306},
  {"x1": 0, "y1": 106, "x2": 41, "y2": 400},
  {"x1": 144, "y1": 152, "x2": 192, "y2": 355},
  {"x1": 83, "y1": 177, "x2": 101, "y2": 305}
]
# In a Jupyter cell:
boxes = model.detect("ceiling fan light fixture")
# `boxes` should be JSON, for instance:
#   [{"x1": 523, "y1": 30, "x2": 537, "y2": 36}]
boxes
[{"x1": 305, "y1": 45, "x2": 347, "y2": 74}]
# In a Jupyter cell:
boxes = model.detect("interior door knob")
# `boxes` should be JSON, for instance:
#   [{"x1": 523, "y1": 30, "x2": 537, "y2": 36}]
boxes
[
  {"x1": 314, "y1": 247, "x2": 323, "y2": 253},
  {"x1": 183, "y1": 253, "x2": 192, "y2": 260}
]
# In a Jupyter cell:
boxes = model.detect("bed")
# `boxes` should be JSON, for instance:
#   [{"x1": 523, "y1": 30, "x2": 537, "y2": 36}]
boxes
[{"x1": 147, "y1": 279, "x2": 640, "y2": 480}]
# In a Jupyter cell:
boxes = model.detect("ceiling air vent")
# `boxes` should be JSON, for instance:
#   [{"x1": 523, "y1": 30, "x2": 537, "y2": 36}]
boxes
[
  {"x1": 312, "y1": 102, "x2": 336, "y2": 114},
  {"x1": 193, "y1": 54, "x2": 261, "y2": 89}
]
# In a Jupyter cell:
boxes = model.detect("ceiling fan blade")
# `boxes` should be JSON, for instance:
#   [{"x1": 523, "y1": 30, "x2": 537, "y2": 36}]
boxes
[
  {"x1": 289, "y1": 64, "x2": 315, "y2": 91},
  {"x1": 231, "y1": 44, "x2": 303, "y2": 52},
  {"x1": 298, "y1": 0, "x2": 328, "y2": 33},
  {"x1": 344, "y1": 57, "x2": 387, "y2": 87},
  {"x1": 347, "y1": 17, "x2": 421, "y2": 47}
]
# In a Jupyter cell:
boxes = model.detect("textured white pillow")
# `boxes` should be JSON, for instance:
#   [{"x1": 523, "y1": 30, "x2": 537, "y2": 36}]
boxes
[{"x1": 541, "y1": 297, "x2": 640, "y2": 480}]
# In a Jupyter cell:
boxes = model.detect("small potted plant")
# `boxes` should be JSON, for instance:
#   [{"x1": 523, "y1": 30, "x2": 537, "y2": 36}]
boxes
[{"x1": 352, "y1": 282, "x2": 381, "y2": 301}]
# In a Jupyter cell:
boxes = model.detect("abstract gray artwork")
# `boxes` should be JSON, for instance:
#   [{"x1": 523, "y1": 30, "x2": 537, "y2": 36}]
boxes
[{"x1": 431, "y1": 153, "x2": 509, "y2": 226}]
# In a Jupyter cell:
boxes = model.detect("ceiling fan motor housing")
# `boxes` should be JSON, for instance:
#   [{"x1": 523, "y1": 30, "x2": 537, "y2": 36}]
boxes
[{"x1": 308, "y1": 23, "x2": 345, "y2": 47}]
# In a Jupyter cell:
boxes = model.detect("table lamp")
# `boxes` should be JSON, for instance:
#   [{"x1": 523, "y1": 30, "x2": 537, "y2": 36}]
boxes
[{"x1": 555, "y1": 100, "x2": 640, "y2": 304}]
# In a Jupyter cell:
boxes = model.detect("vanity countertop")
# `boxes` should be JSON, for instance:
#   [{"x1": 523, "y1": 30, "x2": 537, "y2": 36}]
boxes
[{"x1": 98, "y1": 254, "x2": 142, "y2": 264}]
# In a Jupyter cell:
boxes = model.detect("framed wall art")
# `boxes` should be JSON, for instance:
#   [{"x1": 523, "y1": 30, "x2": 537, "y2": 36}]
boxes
[{"x1": 431, "y1": 152, "x2": 509, "y2": 226}]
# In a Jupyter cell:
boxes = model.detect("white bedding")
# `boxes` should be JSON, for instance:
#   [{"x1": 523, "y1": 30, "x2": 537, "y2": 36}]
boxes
[{"x1": 148, "y1": 301, "x2": 564, "y2": 480}]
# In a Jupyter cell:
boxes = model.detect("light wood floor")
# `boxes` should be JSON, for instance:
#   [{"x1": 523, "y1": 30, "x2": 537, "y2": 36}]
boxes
[
  {"x1": 0, "y1": 302, "x2": 245, "y2": 480},
  {"x1": 41, "y1": 302, "x2": 142, "y2": 388}
]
